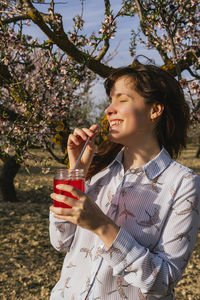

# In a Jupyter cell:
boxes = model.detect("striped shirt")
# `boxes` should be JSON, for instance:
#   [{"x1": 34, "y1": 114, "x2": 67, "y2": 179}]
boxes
[{"x1": 49, "y1": 147, "x2": 200, "y2": 300}]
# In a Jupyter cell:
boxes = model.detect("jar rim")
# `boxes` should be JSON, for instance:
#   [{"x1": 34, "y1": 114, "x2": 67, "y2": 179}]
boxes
[{"x1": 55, "y1": 168, "x2": 84, "y2": 172}]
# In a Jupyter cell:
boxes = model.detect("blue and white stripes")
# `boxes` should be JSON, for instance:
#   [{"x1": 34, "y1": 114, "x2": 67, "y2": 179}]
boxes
[{"x1": 49, "y1": 148, "x2": 200, "y2": 300}]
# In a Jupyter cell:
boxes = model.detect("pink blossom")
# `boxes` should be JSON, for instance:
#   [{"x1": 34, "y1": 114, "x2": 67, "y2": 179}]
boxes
[{"x1": 42, "y1": 168, "x2": 51, "y2": 175}]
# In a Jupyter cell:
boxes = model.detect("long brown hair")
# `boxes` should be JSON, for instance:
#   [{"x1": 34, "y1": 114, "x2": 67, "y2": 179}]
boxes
[{"x1": 87, "y1": 60, "x2": 190, "y2": 179}]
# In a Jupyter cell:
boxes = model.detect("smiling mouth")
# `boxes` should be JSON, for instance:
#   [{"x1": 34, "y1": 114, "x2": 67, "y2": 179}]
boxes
[{"x1": 110, "y1": 120, "x2": 123, "y2": 127}]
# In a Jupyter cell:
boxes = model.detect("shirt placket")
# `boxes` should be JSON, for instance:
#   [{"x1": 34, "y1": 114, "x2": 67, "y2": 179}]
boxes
[
  {"x1": 106, "y1": 171, "x2": 126, "y2": 222},
  {"x1": 81, "y1": 170, "x2": 125, "y2": 300},
  {"x1": 80, "y1": 255, "x2": 103, "y2": 300}
]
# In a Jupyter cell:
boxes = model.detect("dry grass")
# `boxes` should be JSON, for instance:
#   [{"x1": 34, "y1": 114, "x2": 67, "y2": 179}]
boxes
[{"x1": 0, "y1": 144, "x2": 200, "y2": 300}]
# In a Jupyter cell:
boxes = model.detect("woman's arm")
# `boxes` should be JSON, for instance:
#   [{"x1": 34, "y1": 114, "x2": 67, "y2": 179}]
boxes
[
  {"x1": 49, "y1": 212, "x2": 77, "y2": 252},
  {"x1": 49, "y1": 174, "x2": 200, "y2": 296},
  {"x1": 49, "y1": 125, "x2": 98, "y2": 251},
  {"x1": 67, "y1": 124, "x2": 98, "y2": 174},
  {"x1": 98, "y1": 174, "x2": 200, "y2": 297},
  {"x1": 49, "y1": 184, "x2": 119, "y2": 246}
]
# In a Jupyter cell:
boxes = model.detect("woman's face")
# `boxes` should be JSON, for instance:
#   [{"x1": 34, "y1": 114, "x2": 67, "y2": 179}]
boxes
[{"x1": 105, "y1": 76, "x2": 155, "y2": 146}]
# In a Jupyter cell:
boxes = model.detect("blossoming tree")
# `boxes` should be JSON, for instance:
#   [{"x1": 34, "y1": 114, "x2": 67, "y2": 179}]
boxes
[
  {"x1": 1, "y1": 0, "x2": 199, "y2": 112},
  {"x1": 0, "y1": 25, "x2": 95, "y2": 201},
  {"x1": 1, "y1": 0, "x2": 200, "y2": 201}
]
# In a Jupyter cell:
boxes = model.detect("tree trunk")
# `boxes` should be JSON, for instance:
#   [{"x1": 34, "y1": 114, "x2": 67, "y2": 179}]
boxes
[
  {"x1": 196, "y1": 146, "x2": 200, "y2": 158},
  {"x1": 0, "y1": 157, "x2": 20, "y2": 202}
]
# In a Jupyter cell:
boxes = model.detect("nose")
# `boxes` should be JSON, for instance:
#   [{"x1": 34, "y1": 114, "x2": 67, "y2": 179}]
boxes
[{"x1": 105, "y1": 103, "x2": 116, "y2": 116}]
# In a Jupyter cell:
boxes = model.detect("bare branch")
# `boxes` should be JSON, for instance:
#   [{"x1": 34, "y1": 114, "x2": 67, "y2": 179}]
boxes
[
  {"x1": 135, "y1": 0, "x2": 144, "y2": 22},
  {"x1": 19, "y1": 0, "x2": 114, "y2": 77},
  {"x1": 134, "y1": 0, "x2": 168, "y2": 63},
  {"x1": 96, "y1": 0, "x2": 111, "y2": 61},
  {"x1": 187, "y1": 66, "x2": 200, "y2": 80},
  {"x1": 45, "y1": 141, "x2": 67, "y2": 164},
  {"x1": 1, "y1": 12, "x2": 52, "y2": 24}
]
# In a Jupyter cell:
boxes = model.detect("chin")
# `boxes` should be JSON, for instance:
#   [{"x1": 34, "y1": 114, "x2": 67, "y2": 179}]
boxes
[{"x1": 108, "y1": 133, "x2": 124, "y2": 144}]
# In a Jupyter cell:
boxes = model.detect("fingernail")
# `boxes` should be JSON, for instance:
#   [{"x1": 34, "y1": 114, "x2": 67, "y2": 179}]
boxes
[{"x1": 56, "y1": 184, "x2": 63, "y2": 188}]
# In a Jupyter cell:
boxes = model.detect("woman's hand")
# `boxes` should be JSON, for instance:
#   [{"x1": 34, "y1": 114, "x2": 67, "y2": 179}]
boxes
[
  {"x1": 67, "y1": 124, "x2": 99, "y2": 174},
  {"x1": 50, "y1": 184, "x2": 120, "y2": 248}
]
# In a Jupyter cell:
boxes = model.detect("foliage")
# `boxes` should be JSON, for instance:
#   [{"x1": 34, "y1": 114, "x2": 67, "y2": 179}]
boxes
[
  {"x1": 0, "y1": 1, "x2": 199, "y2": 116},
  {"x1": 0, "y1": 24, "x2": 95, "y2": 171},
  {"x1": 128, "y1": 0, "x2": 200, "y2": 123},
  {"x1": 0, "y1": 0, "x2": 200, "y2": 169}
]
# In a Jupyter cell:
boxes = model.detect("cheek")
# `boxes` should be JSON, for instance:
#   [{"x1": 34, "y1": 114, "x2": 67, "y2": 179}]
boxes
[
  {"x1": 124, "y1": 107, "x2": 150, "y2": 127},
  {"x1": 122, "y1": 107, "x2": 141, "y2": 122},
  {"x1": 120, "y1": 106, "x2": 135, "y2": 117}
]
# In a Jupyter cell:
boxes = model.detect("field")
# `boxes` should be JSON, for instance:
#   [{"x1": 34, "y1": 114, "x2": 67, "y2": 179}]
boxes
[{"x1": 0, "y1": 144, "x2": 200, "y2": 300}]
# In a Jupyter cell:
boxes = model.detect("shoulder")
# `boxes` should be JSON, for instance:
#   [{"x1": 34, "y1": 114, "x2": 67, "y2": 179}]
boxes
[
  {"x1": 86, "y1": 167, "x2": 114, "y2": 192},
  {"x1": 169, "y1": 160, "x2": 199, "y2": 181},
  {"x1": 157, "y1": 147, "x2": 199, "y2": 181},
  {"x1": 167, "y1": 160, "x2": 200, "y2": 199}
]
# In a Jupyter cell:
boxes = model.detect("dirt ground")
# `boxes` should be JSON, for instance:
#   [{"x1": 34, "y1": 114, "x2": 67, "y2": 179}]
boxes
[{"x1": 0, "y1": 145, "x2": 200, "y2": 300}]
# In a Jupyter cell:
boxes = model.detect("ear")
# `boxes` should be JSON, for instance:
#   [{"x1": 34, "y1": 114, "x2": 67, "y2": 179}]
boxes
[{"x1": 150, "y1": 102, "x2": 164, "y2": 120}]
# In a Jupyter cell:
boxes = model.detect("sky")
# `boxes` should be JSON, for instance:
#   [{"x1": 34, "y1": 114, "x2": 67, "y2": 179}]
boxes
[{"x1": 24, "y1": 0, "x2": 162, "y2": 105}]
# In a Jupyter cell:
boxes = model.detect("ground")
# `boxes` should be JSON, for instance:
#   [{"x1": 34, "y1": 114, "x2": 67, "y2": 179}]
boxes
[{"x1": 0, "y1": 144, "x2": 200, "y2": 300}]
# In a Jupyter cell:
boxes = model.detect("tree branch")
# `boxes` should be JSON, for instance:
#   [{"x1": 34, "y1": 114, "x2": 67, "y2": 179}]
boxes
[
  {"x1": 96, "y1": 0, "x2": 110, "y2": 61},
  {"x1": 45, "y1": 141, "x2": 67, "y2": 165},
  {"x1": 0, "y1": 103, "x2": 26, "y2": 122},
  {"x1": 20, "y1": 0, "x2": 114, "y2": 78},
  {"x1": 164, "y1": 26, "x2": 181, "y2": 79},
  {"x1": 1, "y1": 11, "x2": 53, "y2": 24},
  {"x1": 2, "y1": 0, "x2": 200, "y2": 80},
  {"x1": 0, "y1": 62, "x2": 12, "y2": 85},
  {"x1": 134, "y1": 0, "x2": 168, "y2": 63},
  {"x1": 187, "y1": 66, "x2": 200, "y2": 80},
  {"x1": 162, "y1": 50, "x2": 200, "y2": 76}
]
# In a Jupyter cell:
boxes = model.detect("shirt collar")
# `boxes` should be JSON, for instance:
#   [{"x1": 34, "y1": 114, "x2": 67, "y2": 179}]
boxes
[
  {"x1": 142, "y1": 147, "x2": 172, "y2": 180},
  {"x1": 108, "y1": 147, "x2": 172, "y2": 180},
  {"x1": 107, "y1": 149, "x2": 124, "y2": 169}
]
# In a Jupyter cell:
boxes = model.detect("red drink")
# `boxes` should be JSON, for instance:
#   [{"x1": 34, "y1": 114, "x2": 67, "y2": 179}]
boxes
[
  {"x1": 53, "y1": 178, "x2": 85, "y2": 208},
  {"x1": 53, "y1": 169, "x2": 85, "y2": 208}
]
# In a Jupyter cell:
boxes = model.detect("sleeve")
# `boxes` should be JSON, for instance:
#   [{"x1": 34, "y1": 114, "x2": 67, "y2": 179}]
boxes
[
  {"x1": 99, "y1": 174, "x2": 200, "y2": 297},
  {"x1": 49, "y1": 211, "x2": 77, "y2": 252}
]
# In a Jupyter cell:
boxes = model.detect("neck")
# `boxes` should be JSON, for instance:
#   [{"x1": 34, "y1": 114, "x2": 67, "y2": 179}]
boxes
[{"x1": 122, "y1": 140, "x2": 161, "y2": 172}]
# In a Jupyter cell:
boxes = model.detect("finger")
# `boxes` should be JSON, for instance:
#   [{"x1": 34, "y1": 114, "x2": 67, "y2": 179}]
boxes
[
  {"x1": 81, "y1": 128, "x2": 95, "y2": 139},
  {"x1": 50, "y1": 212, "x2": 77, "y2": 223},
  {"x1": 90, "y1": 124, "x2": 99, "y2": 132},
  {"x1": 50, "y1": 205, "x2": 74, "y2": 216},
  {"x1": 68, "y1": 133, "x2": 83, "y2": 146},
  {"x1": 50, "y1": 193, "x2": 67, "y2": 202},
  {"x1": 55, "y1": 184, "x2": 84, "y2": 199},
  {"x1": 73, "y1": 128, "x2": 88, "y2": 141},
  {"x1": 50, "y1": 192, "x2": 80, "y2": 207},
  {"x1": 82, "y1": 125, "x2": 99, "y2": 137}
]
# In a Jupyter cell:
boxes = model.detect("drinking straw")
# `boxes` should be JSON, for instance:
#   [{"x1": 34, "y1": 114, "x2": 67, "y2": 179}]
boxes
[{"x1": 73, "y1": 135, "x2": 91, "y2": 170}]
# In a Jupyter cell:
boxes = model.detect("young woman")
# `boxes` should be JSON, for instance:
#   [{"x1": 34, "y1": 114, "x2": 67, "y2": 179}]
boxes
[{"x1": 49, "y1": 61, "x2": 200, "y2": 300}]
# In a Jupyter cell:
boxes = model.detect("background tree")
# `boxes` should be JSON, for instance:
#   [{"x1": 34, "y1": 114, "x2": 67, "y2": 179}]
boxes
[
  {"x1": 1, "y1": 0, "x2": 200, "y2": 200},
  {"x1": 1, "y1": 0, "x2": 199, "y2": 116},
  {"x1": 0, "y1": 24, "x2": 95, "y2": 201}
]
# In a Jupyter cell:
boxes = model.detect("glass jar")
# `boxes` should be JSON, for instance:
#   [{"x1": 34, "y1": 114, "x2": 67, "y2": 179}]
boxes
[{"x1": 53, "y1": 169, "x2": 85, "y2": 208}]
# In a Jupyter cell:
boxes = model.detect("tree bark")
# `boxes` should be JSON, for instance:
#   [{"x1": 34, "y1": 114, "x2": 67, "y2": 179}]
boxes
[{"x1": 0, "y1": 157, "x2": 20, "y2": 202}]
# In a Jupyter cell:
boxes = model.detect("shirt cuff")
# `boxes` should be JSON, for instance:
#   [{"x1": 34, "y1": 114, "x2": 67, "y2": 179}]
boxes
[
  {"x1": 100, "y1": 227, "x2": 146, "y2": 267},
  {"x1": 49, "y1": 211, "x2": 70, "y2": 223}
]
